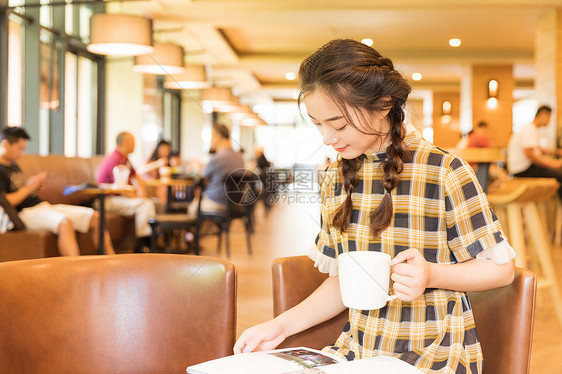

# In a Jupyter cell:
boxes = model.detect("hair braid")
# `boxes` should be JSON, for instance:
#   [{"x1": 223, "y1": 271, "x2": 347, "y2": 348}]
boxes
[
  {"x1": 332, "y1": 158, "x2": 362, "y2": 232},
  {"x1": 370, "y1": 122, "x2": 410, "y2": 236}
]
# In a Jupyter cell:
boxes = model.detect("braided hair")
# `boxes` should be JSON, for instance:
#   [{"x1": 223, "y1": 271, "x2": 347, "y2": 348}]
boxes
[{"x1": 298, "y1": 39, "x2": 412, "y2": 236}]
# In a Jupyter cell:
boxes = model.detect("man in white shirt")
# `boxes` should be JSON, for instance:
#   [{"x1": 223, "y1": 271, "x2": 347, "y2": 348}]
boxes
[{"x1": 507, "y1": 105, "x2": 562, "y2": 198}]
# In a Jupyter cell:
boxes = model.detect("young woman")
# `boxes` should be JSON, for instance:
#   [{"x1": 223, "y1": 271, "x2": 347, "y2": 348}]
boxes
[
  {"x1": 234, "y1": 39, "x2": 515, "y2": 374},
  {"x1": 142, "y1": 140, "x2": 172, "y2": 180}
]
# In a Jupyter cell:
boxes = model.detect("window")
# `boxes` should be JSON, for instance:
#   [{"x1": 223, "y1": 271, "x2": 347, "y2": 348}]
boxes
[{"x1": 7, "y1": 18, "x2": 23, "y2": 126}]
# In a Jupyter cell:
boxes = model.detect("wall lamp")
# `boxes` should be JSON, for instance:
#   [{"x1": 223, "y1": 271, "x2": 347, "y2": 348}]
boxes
[
  {"x1": 487, "y1": 79, "x2": 499, "y2": 109},
  {"x1": 441, "y1": 100, "x2": 452, "y2": 115}
]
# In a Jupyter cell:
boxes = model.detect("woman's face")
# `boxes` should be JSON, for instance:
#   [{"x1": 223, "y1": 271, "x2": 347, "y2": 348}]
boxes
[
  {"x1": 303, "y1": 90, "x2": 390, "y2": 159},
  {"x1": 158, "y1": 144, "x2": 171, "y2": 158}
]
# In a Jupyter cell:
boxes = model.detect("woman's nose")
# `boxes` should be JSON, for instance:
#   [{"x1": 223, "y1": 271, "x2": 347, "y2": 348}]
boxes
[{"x1": 323, "y1": 129, "x2": 338, "y2": 145}]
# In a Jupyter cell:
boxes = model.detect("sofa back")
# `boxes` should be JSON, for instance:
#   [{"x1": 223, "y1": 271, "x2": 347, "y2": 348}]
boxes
[{"x1": 18, "y1": 155, "x2": 105, "y2": 205}]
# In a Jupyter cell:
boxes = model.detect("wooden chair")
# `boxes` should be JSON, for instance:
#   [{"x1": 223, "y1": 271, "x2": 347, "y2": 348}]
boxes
[
  {"x1": 196, "y1": 170, "x2": 260, "y2": 257},
  {"x1": 487, "y1": 177, "x2": 562, "y2": 325},
  {"x1": 272, "y1": 255, "x2": 537, "y2": 374},
  {"x1": 148, "y1": 179, "x2": 201, "y2": 254},
  {"x1": 0, "y1": 254, "x2": 236, "y2": 374}
]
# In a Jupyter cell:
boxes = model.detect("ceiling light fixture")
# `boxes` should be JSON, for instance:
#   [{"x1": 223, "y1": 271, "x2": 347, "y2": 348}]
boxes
[
  {"x1": 87, "y1": 14, "x2": 154, "y2": 56},
  {"x1": 412, "y1": 72, "x2": 422, "y2": 81},
  {"x1": 226, "y1": 106, "x2": 259, "y2": 120},
  {"x1": 239, "y1": 117, "x2": 267, "y2": 127},
  {"x1": 201, "y1": 87, "x2": 234, "y2": 107},
  {"x1": 163, "y1": 64, "x2": 211, "y2": 90},
  {"x1": 449, "y1": 38, "x2": 461, "y2": 47},
  {"x1": 133, "y1": 42, "x2": 185, "y2": 75},
  {"x1": 361, "y1": 38, "x2": 373, "y2": 46},
  {"x1": 285, "y1": 72, "x2": 296, "y2": 81},
  {"x1": 214, "y1": 96, "x2": 241, "y2": 113}
]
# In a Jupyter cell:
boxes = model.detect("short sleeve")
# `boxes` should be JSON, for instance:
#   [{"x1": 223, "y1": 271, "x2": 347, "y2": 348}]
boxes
[
  {"x1": 520, "y1": 124, "x2": 540, "y2": 149},
  {"x1": 308, "y1": 165, "x2": 339, "y2": 276},
  {"x1": 444, "y1": 157, "x2": 506, "y2": 263}
]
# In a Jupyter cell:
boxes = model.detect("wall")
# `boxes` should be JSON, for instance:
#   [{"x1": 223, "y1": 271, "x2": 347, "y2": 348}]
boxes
[
  {"x1": 471, "y1": 65, "x2": 514, "y2": 147},
  {"x1": 105, "y1": 58, "x2": 144, "y2": 166},
  {"x1": 432, "y1": 91, "x2": 461, "y2": 149},
  {"x1": 180, "y1": 90, "x2": 208, "y2": 163}
]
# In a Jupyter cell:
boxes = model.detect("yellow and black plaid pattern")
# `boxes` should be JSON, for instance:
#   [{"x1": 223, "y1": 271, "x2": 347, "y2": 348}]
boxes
[{"x1": 316, "y1": 130, "x2": 504, "y2": 373}]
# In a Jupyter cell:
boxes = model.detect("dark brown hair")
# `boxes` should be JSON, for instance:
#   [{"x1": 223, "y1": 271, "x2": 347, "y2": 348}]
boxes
[
  {"x1": 212, "y1": 123, "x2": 231, "y2": 140},
  {"x1": 298, "y1": 39, "x2": 411, "y2": 236},
  {"x1": 1, "y1": 126, "x2": 31, "y2": 144}
]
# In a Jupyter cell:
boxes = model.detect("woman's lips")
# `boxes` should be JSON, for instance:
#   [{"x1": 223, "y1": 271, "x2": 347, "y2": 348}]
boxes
[{"x1": 334, "y1": 145, "x2": 348, "y2": 152}]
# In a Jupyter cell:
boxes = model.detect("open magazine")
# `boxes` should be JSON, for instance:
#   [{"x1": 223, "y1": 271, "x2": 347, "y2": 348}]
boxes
[{"x1": 186, "y1": 347, "x2": 422, "y2": 374}]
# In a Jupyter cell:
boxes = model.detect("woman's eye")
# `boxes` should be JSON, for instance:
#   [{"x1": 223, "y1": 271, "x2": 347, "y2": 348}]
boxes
[{"x1": 335, "y1": 125, "x2": 347, "y2": 131}]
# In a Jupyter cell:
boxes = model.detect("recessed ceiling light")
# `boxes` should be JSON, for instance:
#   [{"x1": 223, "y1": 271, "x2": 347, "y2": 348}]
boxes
[
  {"x1": 285, "y1": 72, "x2": 296, "y2": 81},
  {"x1": 449, "y1": 38, "x2": 461, "y2": 47},
  {"x1": 412, "y1": 72, "x2": 422, "y2": 81},
  {"x1": 361, "y1": 38, "x2": 373, "y2": 46}
]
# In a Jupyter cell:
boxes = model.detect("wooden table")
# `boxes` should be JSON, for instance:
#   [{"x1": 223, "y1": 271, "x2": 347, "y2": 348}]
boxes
[
  {"x1": 64, "y1": 184, "x2": 136, "y2": 254},
  {"x1": 456, "y1": 147, "x2": 506, "y2": 192}
]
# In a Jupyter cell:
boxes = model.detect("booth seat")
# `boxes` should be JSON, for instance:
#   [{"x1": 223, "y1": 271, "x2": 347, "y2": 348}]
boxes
[{"x1": 0, "y1": 154, "x2": 136, "y2": 262}]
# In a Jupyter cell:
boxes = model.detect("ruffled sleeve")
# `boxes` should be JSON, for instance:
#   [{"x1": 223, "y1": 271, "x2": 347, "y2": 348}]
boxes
[{"x1": 475, "y1": 239, "x2": 516, "y2": 264}]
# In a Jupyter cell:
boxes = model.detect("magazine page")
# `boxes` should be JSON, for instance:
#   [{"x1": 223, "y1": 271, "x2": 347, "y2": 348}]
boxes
[
  {"x1": 289, "y1": 356, "x2": 424, "y2": 374},
  {"x1": 186, "y1": 347, "x2": 345, "y2": 374}
]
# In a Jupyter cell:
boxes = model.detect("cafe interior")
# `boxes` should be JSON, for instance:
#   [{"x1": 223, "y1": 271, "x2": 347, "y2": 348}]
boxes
[{"x1": 1, "y1": 0, "x2": 562, "y2": 373}]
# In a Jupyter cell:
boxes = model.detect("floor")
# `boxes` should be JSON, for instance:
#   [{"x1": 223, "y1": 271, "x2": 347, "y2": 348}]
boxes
[{"x1": 195, "y1": 197, "x2": 562, "y2": 374}]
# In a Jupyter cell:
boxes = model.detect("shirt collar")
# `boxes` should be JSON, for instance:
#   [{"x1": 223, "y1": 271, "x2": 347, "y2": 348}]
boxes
[{"x1": 361, "y1": 124, "x2": 420, "y2": 162}]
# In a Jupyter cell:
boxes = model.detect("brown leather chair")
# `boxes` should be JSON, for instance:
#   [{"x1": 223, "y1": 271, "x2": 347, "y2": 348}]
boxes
[
  {"x1": 0, "y1": 254, "x2": 237, "y2": 374},
  {"x1": 272, "y1": 255, "x2": 537, "y2": 374}
]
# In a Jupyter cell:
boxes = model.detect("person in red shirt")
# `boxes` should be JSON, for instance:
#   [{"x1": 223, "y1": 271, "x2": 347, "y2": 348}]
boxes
[
  {"x1": 468, "y1": 121, "x2": 491, "y2": 148},
  {"x1": 97, "y1": 132, "x2": 155, "y2": 252}
]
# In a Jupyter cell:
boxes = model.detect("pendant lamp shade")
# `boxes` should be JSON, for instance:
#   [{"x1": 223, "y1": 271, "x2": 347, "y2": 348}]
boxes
[
  {"x1": 239, "y1": 117, "x2": 267, "y2": 126},
  {"x1": 163, "y1": 65, "x2": 211, "y2": 89},
  {"x1": 213, "y1": 96, "x2": 240, "y2": 112},
  {"x1": 87, "y1": 14, "x2": 154, "y2": 56},
  {"x1": 201, "y1": 87, "x2": 234, "y2": 107},
  {"x1": 133, "y1": 43, "x2": 185, "y2": 75},
  {"x1": 226, "y1": 106, "x2": 259, "y2": 120}
]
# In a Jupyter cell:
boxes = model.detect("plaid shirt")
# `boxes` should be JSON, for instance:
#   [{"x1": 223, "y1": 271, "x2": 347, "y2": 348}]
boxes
[{"x1": 312, "y1": 129, "x2": 505, "y2": 374}]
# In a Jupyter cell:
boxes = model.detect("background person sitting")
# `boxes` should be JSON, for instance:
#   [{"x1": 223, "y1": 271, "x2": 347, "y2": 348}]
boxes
[
  {"x1": 190, "y1": 123, "x2": 245, "y2": 214},
  {"x1": 97, "y1": 132, "x2": 156, "y2": 252},
  {"x1": 140, "y1": 139, "x2": 172, "y2": 207},
  {"x1": 0, "y1": 126, "x2": 115, "y2": 255},
  {"x1": 507, "y1": 105, "x2": 562, "y2": 198},
  {"x1": 468, "y1": 121, "x2": 491, "y2": 148},
  {"x1": 141, "y1": 139, "x2": 172, "y2": 180}
]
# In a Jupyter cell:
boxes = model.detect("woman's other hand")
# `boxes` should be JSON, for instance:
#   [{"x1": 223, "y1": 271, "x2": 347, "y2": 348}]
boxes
[
  {"x1": 390, "y1": 248, "x2": 431, "y2": 302},
  {"x1": 233, "y1": 318, "x2": 287, "y2": 354}
]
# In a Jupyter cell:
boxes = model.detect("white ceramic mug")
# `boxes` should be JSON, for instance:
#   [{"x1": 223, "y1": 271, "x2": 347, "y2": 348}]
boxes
[
  {"x1": 112, "y1": 165, "x2": 130, "y2": 187},
  {"x1": 338, "y1": 251, "x2": 395, "y2": 310}
]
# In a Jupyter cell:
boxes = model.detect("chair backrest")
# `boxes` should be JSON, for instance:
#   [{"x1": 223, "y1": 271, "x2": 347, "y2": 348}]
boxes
[
  {"x1": 223, "y1": 170, "x2": 261, "y2": 217},
  {"x1": 167, "y1": 179, "x2": 197, "y2": 213},
  {"x1": 272, "y1": 255, "x2": 536, "y2": 374},
  {"x1": 0, "y1": 254, "x2": 236, "y2": 374}
]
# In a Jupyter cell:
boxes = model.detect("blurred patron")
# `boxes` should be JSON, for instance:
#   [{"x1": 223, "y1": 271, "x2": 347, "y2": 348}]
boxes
[
  {"x1": 141, "y1": 139, "x2": 172, "y2": 180},
  {"x1": 507, "y1": 105, "x2": 562, "y2": 198},
  {"x1": 468, "y1": 121, "x2": 491, "y2": 148},
  {"x1": 97, "y1": 132, "x2": 156, "y2": 251},
  {"x1": 0, "y1": 127, "x2": 114, "y2": 255},
  {"x1": 190, "y1": 123, "x2": 244, "y2": 214}
]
